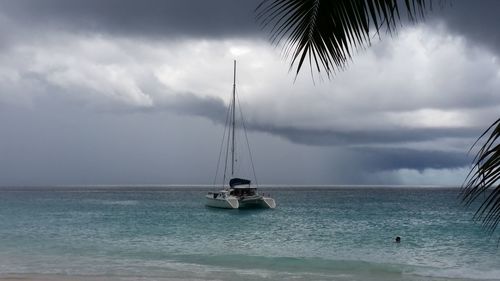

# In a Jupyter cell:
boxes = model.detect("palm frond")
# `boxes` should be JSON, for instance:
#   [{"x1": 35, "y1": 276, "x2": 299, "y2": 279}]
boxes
[
  {"x1": 256, "y1": 0, "x2": 432, "y2": 78},
  {"x1": 461, "y1": 118, "x2": 500, "y2": 234}
]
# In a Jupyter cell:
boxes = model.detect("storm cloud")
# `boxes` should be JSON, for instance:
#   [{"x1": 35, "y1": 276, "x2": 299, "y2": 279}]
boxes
[
  {"x1": 0, "y1": 1, "x2": 499, "y2": 185},
  {"x1": 0, "y1": 0, "x2": 262, "y2": 39}
]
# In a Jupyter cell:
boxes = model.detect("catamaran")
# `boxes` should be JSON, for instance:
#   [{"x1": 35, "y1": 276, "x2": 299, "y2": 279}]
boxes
[{"x1": 205, "y1": 61, "x2": 276, "y2": 209}]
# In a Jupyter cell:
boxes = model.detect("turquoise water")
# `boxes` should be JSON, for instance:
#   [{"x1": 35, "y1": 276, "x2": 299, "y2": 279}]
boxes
[{"x1": 0, "y1": 186, "x2": 499, "y2": 281}]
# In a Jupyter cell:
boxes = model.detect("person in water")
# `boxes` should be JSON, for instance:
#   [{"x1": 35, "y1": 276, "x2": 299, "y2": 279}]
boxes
[{"x1": 395, "y1": 236, "x2": 401, "y2": 243}]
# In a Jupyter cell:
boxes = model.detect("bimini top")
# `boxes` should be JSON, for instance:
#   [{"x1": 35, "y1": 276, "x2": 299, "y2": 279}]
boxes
[{"x1": 229, "y1": 177, "x2": 251, "y2": 187}]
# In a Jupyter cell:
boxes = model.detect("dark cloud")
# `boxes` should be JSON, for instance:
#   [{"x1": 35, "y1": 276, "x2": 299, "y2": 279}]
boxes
[
  {"x1": 140, "y1": 93, "x2": 227, "y2": 124},
  {"x1": 433, "y1": 0, "x2": 500, "y2": 54},
  {"x1": 247, "y1": 123, "x2": 480, "y2": 146},
  {"x1": 2, "y1": 0, "x2": 500, "y2": 52},
  {"x1": 354, "y1": 147, "x2": 470, "y2": 172},
  {"x1": 121, "y1": 91, "x2": 483, "y2": 148},
  {"x1": 0, "y1": 0, "x2": 263, "y2": 39}
]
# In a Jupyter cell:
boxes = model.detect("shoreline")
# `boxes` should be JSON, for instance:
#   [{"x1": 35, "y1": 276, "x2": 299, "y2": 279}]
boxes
[{"x1": 0, "y1": 272, "x2": 495, "y2": 281}]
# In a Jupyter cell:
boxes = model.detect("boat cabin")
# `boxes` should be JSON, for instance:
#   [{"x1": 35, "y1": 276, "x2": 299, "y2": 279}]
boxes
[
  {"x1": 228, "y1": 177, "x2": 257, "y2": 197},
  {"x1": 230, "y1": 186, "x2": 257, "y2": 197}
]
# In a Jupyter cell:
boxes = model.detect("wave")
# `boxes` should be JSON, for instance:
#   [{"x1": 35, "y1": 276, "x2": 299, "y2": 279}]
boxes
[
  {"x1": 168, "y1": 254, "x2": 500, "y2": 281},
  {"x1": 2, "y1": 254, "x2": 498, "y2": 281}
]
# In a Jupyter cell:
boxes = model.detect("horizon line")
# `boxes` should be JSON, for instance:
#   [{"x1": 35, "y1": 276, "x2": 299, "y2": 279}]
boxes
[{"x1": 0, "y1": 183, "x2": 462, "y2": 188}]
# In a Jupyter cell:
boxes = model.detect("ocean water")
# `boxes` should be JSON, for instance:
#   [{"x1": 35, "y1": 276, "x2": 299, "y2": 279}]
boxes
[{"x1": 0, "y1": 186, "x2": 499, "y2": 281}]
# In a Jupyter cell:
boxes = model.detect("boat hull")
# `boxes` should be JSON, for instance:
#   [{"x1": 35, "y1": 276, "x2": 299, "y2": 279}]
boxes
[
  {"x1": 261, "y1": 197, "x2": 276, "y2": 209},
  {"x1": 205, "y1": 195, "x2": 239, "y2": 209},
  {"x1": 239, "y1": 196, "x2": 276, "y2": 209}
]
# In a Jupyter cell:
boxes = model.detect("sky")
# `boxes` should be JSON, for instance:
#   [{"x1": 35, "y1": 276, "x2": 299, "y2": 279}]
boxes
[{"x1": 0, "y1": 0, "x2": 499, "y2": 186}]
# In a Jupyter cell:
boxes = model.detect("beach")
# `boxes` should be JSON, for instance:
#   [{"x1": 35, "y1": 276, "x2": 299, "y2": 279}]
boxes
[{"x1": 0, "y1": 186, "x2": 499, "y2": 281}]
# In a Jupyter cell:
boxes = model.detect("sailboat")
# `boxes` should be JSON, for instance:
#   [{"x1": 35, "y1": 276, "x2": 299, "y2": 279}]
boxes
[{"x1": 205, "y1": 61, "x2": 276, "y2": 209}]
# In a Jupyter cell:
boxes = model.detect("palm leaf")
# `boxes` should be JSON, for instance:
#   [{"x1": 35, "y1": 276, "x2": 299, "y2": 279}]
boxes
[
  {"x1": 461, "y1": 118, "x2": 500, "y2": 234},
  {"x1": 256, "y1": 0, "x2": 431, "y2": 78}
]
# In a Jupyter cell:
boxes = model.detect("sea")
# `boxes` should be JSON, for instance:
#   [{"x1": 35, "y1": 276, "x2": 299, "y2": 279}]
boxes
[{"x1": 0, "y1": 186, "x2": 499, "y2": 281}]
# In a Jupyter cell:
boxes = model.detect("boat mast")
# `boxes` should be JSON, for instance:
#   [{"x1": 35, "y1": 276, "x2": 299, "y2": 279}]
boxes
[{"x1": 231, "y1": 60, "x2": 236, "y2": 176}]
